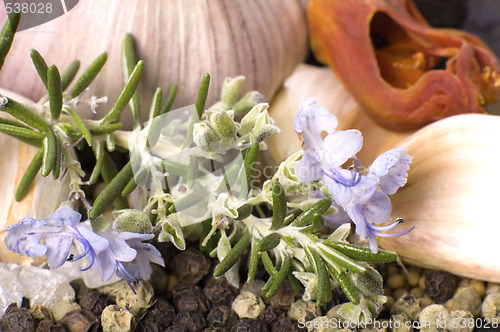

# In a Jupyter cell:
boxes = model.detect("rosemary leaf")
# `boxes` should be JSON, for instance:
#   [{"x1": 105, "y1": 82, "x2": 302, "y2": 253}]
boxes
[
  {"x1": 300, "y1": 214, "x2": 325, "y2": 233},
  {"x1": 325, "y1": 262, "x2": 360, "y2": 305},
  {"x1": 52, "y1": 138, "x2": 61, "y2": 179},
  {"x1": 161, "y1": 84, "x2": 178, "y2": 115},
  {"x1": 0, "y1": 124, "x2": 44, "y2": 140},
  {"x1": 307, "y1": 247, "x2": 332, "y2": 305},
  {"x1": 243, "y1": 142, "x2": 259, "y2": 191},
  {"x1": 88, "y1": 142, "x2": 105, "y2": 184},
  {"x1": 0, "y1": 12, "x2": 20, "y2": 70},
  {"x1": 60, "y1": 60, "x2": 80, "y2": 91},
  {"x1": 0, "y1": 117, "x2": 29, "y2": 129},
  {"x1": 90, "y1": 161, "x2": 133, "y2": 218},
  {"x1": 317, "y1": 244, "x2": 366, "y2": 274},
  {"x1": 148, "y1": 87, "x2": 163, "y2": 119},
  {"x1": 271, "y1": 180, "x2": 286, "y2": 230},
  {"x1": 257, "y1": 233, "x2": 281, "y2": 252},
  {"x1": 121, "y1": 176, "x2": 137, "y2": 196},
  {"x1": 15, "y1": 148, "x2": 43, "y2": 201},
  {"x1": 121, "y1": 34, "x2": 140, "y2": 128},
  {"x1": 260, "y1": 251, "x2": 278, "y2": 276},
  {"x1": 214, "y1": 230, "x2": 251, "y2": 277},
  {"x1": 247, "y1": 240, "x2": 259, "y2": 283},
  {"x1": 266, "y1": 256, "x2": 291, "y2": 298},
  {"x1": 99, "y1": 152, "x2": 128, "y2": 210},
  {"x1": 235, "y1": 204, "x2": 253, "y2": 220},
  {"x1": 47, "y1": 65, "x2": 63, "y2": 120},
  {"x1": 68, "y1": 52, "x2": 108, "y2": 98},
  {"x1": 65, "y1": 106, "x2": 93, "y2": 146},
  {"x1": 323, "y1": 241, "x2": 397, "y2": 263},
  {"x1": 0, "y1": 96, "x2": 49, "y2": 132},
  {"x1": 89, "y1": 123, "x2": 123, "y2": 136},
  {"x1": 195, "y1": 73, "x2": 210, "y2": 119},
  {"x1": 102, "y1": 60, "x2": 144, "y2": 124},
  {"x1": 182, "y1": 74, "x2": 210, "y2": 148},
  {"x1": 41, "y1": 131, "x2": 57, "y2": 176},
  {"x1": 290, "y1": 199, "x2": 331, "y2": 227},
  {"x1": 30, "y1": 49, "x2": 49, "y2": 88}
]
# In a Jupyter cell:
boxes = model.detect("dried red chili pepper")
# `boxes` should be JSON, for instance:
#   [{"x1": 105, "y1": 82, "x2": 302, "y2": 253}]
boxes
[{"x1": 308, "y1": 0, "x2": 500, "y2": 131}]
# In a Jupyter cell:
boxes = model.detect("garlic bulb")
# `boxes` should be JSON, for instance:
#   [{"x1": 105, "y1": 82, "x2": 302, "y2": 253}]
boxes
[
  {"x1": 0, "y1": 89, "x2": 70, "y2": 265},
  {"x1": 378, "y1": 114, "x2": 500, "y2": 282},
  {"x1": 0, "y1": 0, "x2": 308, "y2": 126}
]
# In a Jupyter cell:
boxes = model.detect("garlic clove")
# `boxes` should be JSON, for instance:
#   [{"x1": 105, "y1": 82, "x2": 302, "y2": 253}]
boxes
[
  {"x1": 0, "y1": 0, "x2": 308, "y2": 127},
  {"x1": 0, "y1": 89, "x2": 70, "y2": 265},
  {"x1": 266, "y1": 64, "x2": 360, "y2": 167},
  {"x1": 378, "y1": 113, "x2": 500, "y2": 282}
]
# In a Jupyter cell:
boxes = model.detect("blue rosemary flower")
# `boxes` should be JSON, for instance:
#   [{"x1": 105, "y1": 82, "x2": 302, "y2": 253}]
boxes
[
  {"x1": 4, "y1": 206, "x2": 108, "y2": 269},
  {"x1": 294, "y1": 98, "x2": 363, "y2": 205},
  {"x1": 4, "y1": 206, "x2": 164, "y2": 289},
  {"x1": 343, "y1": 147, "x2": 414, "y2": 252},
  {"x1": 294, "y1": 98, "x2": 413, "y2": 252},
  {"x1": 93, "y1": 229, "x2": 164, "y2": 289}
]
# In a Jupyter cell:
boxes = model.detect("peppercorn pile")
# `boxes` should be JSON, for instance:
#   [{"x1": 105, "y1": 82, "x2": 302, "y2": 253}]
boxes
[{"x1": 1, "y1": 244, "x2": 500, "y2": 332}]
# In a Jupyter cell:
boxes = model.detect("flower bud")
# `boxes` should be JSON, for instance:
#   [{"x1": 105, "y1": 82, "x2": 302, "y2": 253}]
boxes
[
  {"x1": 208, "y1": 109, "x2": 239, "y2": 138},
  {"x1": 193, "y1": 123, "x2": 219, "y2": 146},
  {"x1": 250, "y1": 111, "x2": 280, "y2": 143},
  {"x1": 239, "y1": 103, "x2": 269, "y2": 135},
  {"x1": 113, "y1": 209, "x2": 153, "y2": 234},
  {"x1": 234, "y1": 91, "x2": 266, "y2": 115},
  {"x1": 349, "y1": 264, "x2": 383, "y2": 296},
  {"x1": 221, "y1": 76, "x2": 245, "y2": 108},
  {"x1": 90, "y1": 215, "x2": 111, "y2": 233}
]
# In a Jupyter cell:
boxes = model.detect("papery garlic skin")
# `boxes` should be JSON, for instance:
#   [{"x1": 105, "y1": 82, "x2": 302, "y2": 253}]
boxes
[
  {"x1": 0, "y1": 0, "x2": 308, "y2": 127},
  {"x1": 378, "y1": 114, "x2": 500, "y2": 282}
]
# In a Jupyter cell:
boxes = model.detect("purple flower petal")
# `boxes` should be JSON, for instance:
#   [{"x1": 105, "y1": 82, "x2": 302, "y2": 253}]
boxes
[
  {"x1": 295, "y1": 153, "x2": 322, "y2": 183},
  {"x1": 45, "y1": 236, "x2": 73, "y2": 269},
  {"x1": 361, "y1": 191, "x2": 392, "y2": 224},
  {"x1": 345, "y1": 204, "x2": 369, "y2": 239},
  {"x1": 49, "y1": 206, "x2": 82, "y2": 227},
  {"x1": 370, "y1": 147, "x2": 412, "y2": 195},
  {"x1": 323, "y1": 130, "x2": 363, "y2": 167},
  {"x1": 294, "y1": 98, "x2": 338, "y2": 134}
]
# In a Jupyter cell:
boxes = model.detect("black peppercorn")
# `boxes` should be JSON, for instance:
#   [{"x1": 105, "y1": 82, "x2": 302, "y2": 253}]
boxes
[
  {"x1": 58, "y1": 309, "x2": 98, "y2": 332},
  {"x1": 141, "y1": 298, "x2": 176, "y2": 330},
  {"x1": 164, "y1": 325, "x2": 188, "y2": 332},
  {"x1": 135, "y1": 319, "x2": 161, "y2": 332},
  {"x1": 173, "y1": 284, "x2": 211, "y2": 313},
  {"x1": 424, "y1": 270, "x2": 456, "y2": 302},
  {"x1": 35, "y1": 320, "x2": 66, "y2": 332},
  {"x1": 201, "y1": 328, "x2": 228, "y2": 332},
  {"x1": 0, "y1": 303, "x2": 36, "y2": 332},
  {"x1": 172, "y1": 311, "x2": 207, "y2": 332},
  {"x1": 206, "y1": 305, "x2": 237, "y2": 329},
  {"x1": 270, "y1": 317, "x2": 300, "y2": 332},
  {"x1": 268, "y1": 281, "x2": 296, "y2": 310},
  {"x1": 203, "y1": 277, "x2": 238, "y2": 307},
  {"x1": 79, "y1": 291, "x2": 110, "y2": 316},
  {"x1": 172, "y1": 248, "x2": 211, "y2": 284},
  {"x1": 230, "y1": 318, "x2": 269, "y2": 332},
  {"x1": 259, "y1": 306, "x2": 286, "y2": 326}
]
